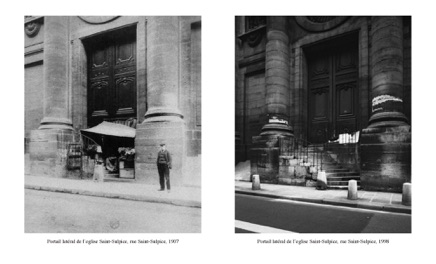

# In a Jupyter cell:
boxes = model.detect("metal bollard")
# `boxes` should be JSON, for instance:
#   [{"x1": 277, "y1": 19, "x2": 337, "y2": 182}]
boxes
[
  {"x1": 252, "y1": 174, "x2": 261, "y2": 190},
  {"x1": 347, "y1": 180, "x2": 358, "y2": 200},
  {"x1": 402, "y1": 182, "x2": 412, "y2": 206}
]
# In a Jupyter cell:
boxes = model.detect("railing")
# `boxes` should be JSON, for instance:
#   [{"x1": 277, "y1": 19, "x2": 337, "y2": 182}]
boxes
[
  {"x1": 285, "y1": 137, "x2": 326, "y2": 172},
  {"x1": 281, "y1": 132, "x2": 360, "y2": 172},
  {"x1": 66, "y1": 131, "x2": 100, "y2": 172},
  {"x1": 78, "y1": 132, "x2": 100, "y2": 157}
]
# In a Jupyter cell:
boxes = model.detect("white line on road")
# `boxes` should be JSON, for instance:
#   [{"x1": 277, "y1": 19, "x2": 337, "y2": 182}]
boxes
[
  {"x1": 235, "y1": 220, "x2": 296, "y2": 233},
  {"x1": 370, "y1": 193, "x2": 377, "y2": 203}
]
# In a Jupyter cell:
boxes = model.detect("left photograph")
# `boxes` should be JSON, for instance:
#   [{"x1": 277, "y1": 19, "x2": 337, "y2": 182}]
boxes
[{"x1": 24, "y1": 16, "x2": 201, "y2": 233}]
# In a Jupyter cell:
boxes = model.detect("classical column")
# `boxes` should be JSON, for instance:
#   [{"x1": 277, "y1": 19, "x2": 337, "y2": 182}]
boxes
[
  {"x1": 260, "y1": 16, "x2": 292, "y2": 136},
  {"x1": 368, "y1": 16, "x2": 408, "y2": 127},
  {"x1": 39, "y1": 16, "x2": 72, "y2": 130},
  {"x1": 360, "y1": 16, "x2": 411, "y2": 192},
  {"x1": 135, "y1": 16, "x2": 186, "y2": 185},
  {"x1": 28, "y1": 16, "x2": 75, "y2": 178},
  {"x1": 250, "y1": 17, "x2": 293, "y2": 184},
  {"x1": 143, "y1": 16, "x2": 183, "y2": 122}
]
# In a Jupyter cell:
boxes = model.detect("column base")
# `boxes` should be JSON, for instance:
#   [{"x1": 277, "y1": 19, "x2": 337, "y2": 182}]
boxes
[
  {"x1": 27, "y1": 129, "x2": 77, "y2": 178},
  {"x1": 143, "y1": 107, "x2": 184, "y2": 123},
  {"x1": 360, "y1": 125, "x2": 411, "y2": 192},
  {"x1": 250, "y1": 134, "x2": 293, "y2": 183},
  {"x1": 260, "y1": 123, "x2": 293, "y2": 136},
  {"x1": 135, "y1": 120, "x2": 187, "y2": 186},
  {"x1": 368, "y1": 111, "x2": 409, "y2": 128},
  {"x1": 38, "y1": 117, "x2": 73, "y2": 130}
]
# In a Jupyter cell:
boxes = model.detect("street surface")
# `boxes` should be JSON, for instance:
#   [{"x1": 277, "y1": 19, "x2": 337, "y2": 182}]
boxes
[
  {"x1": 25, "y1": 189, "x2": 201, "y2": 233},
  {"x1": 235, "y1": 194, "x2": 411, "y2": 233}
]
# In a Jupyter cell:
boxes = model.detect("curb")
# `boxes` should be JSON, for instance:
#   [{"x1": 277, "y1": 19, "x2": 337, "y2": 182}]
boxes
[
  {"x1": 235, "y1": 189, "x2": 411, "y2": 215},
  {"x1": 25, "y1": 184, "x2": 201, "y2": 208}
]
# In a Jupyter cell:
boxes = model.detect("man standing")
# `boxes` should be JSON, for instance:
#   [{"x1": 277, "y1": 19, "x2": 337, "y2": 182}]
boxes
[{"x1": 157, "y1": 143, "x2": 171, "y2": 192}]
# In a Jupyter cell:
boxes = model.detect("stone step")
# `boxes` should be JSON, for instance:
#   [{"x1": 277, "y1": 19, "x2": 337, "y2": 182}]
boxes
[
  {"x1": 326, "y1": 172, "x2": 359, "y2": 177},
  {"x1": 323, "y1": 168, "x2": 350, "y2": 173}
]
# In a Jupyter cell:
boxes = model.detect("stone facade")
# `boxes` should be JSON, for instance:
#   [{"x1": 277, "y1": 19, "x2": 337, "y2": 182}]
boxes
[
  {"x1": 235, "y1": 16, "x2": 411, "y2": 192},
  {"x1": 24, "y1": 16, "x2": 201, "y2": 187}
]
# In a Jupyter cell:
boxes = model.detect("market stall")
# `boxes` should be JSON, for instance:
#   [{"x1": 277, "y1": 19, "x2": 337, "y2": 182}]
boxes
[{"x1": 81, "y1": 121, "x2": 136, "y2": 180}]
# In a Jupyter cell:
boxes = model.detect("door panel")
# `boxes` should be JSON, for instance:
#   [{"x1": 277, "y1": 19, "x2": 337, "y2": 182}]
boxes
[
  {"x1": 87, "y1": 29, "x2": 136, "y2": 128},
  {"x1": 308, "y1": 38, "x2": 358, "y2": 143}
]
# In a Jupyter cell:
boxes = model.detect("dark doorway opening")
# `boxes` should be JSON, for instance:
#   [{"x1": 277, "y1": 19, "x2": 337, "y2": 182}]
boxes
[
  {"x1": 305, "y1": 33, "x2": 359, "y2": 143},
  {"x1": 84, "y1": 26, "x2": 137, "y2": 128}
]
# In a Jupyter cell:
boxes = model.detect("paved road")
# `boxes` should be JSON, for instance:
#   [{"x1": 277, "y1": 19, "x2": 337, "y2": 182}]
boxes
[
  {"x1": 25, "y1": 189, "x2": 201, "y2": 233},
  {"x1": 235, "y1": 194, "x2": 411, "y2": 233}
]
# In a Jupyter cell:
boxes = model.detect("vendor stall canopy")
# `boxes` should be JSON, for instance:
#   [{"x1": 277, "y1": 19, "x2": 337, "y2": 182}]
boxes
[{"x1": 81, "y1": 121, "x2": 136, "y2": 138}]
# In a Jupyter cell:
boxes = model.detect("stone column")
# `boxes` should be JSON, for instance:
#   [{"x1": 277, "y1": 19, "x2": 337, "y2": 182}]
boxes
[
  {"x1": 368, "y1": 16, "x2": 408, "y2": 127},
  {"x1": 251, "y1": 17, "x2": 293, "y2": 183},
  {"x1": 135, "y1": 16, "x2": 186, "y2": 185},
  {"x1": 143, "y1": 16, "x2": 183, "y2": 122},
  {"x1": 28, "y1": 16, "x2": 75, "y2": 178},
  {"x1": 39, "y1": 16, "x2": 73, "y2": 130},
  {"x1": 360, "y1": 16, "x2": 411, "y2": 192},
  {"x1": 260, "y1": 16, "x2": 292, "y2": 136}
]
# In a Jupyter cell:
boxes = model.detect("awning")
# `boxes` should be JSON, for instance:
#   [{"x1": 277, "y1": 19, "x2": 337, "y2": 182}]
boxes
[{"x1": 81, "y1": 121, "x2": 136, "y2": 138}]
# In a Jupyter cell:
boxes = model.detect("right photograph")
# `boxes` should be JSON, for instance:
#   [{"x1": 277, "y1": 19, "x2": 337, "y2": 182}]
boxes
[{"x1": 235, "y1": 16, "x2": 411, "y2": 233}]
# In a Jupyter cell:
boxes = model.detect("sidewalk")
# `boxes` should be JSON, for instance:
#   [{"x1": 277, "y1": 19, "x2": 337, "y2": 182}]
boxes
[
  {"x1": 25, "y1": 175, "x2": 201, "y2": 208},
  {"x1": 235, "y1": 180, "x2": 411, "y2": 214}
]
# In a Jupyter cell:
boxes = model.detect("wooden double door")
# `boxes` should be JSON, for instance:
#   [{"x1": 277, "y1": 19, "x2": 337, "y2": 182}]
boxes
[
  {"x1": 307, "y1": 36, "x2": 359, "y2": 143},
  {"x1": 86, "y1": 27, "x2": 137, "y2": 128}
]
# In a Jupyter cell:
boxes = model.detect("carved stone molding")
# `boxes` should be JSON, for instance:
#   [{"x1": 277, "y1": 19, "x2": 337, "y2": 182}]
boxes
[
  {"x1": 295, "y1": 16, "x2": 349, "y2": 32},
  {"x1": 24, "y1": 16, "x2": 43, "y2": 37},
  {"x1": 237, "y1": 16, "x2": 267, "y2": 48},
  {"x1": 78, "y1": 16, "x2": 120, "y2": 24}
]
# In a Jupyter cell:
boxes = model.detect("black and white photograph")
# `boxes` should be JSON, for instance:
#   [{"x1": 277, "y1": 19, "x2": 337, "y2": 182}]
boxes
[
  {"x1": 235, "y1": 16, "x2": 412, "y2": 233},
  {"x1": 24, "y1": 16, "x2": 201, "y2": 233}
]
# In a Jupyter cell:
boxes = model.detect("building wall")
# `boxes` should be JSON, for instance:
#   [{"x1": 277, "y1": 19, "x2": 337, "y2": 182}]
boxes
[
  {"x1": 235, "y1": 16, "x2": 267, "y2": 162},
  {"x1": 24, "y1": 17, "x2": 45, "y2": 143},
  {"x1": 403, "y1": 17, "x2": 412, "y2": 124},
  {"x1": 24, "y1": 63, "x2": 43, "y2": 140}
]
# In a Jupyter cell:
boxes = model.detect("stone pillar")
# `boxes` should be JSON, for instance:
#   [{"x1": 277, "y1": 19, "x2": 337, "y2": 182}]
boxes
[
  {"x1": 368, "y1": 16, "x2": 408, "y2": 128},
  {"x1": 260, "y1": 16, "x2": 292, "y2": 136},
  {"x1": 135, "y1": 17, "x2": 186, "y2": 185},
  {"x1": 360, "y1": 17, "x2": 411, "y2": 192},
  {"x1": 28, "y1": 16, "x2": 75, "y2": 178},
  {"x1": 251, "y1": 17, "x2": 293, "y2": 183},
  {"x1": 143, "y1": 16, "x2": 183, "y2": 122},
  {"x1": 39, "y1": 16, "x2": 72, "y2": 130}
]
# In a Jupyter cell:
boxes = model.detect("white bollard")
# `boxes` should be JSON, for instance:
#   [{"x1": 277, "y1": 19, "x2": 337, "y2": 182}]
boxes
[
  {"x1": 316, "y1": 171, "x2": 327, "y2": 190},
  {"x1": 252, "y1": 174, "x2": 261, "y2": 190},
  {"x1": 93, "y1": 164, "x2": 105, "y2": 182},
  {"x1": 347, "y1": 180, "x2": 358, "y2": 200},
  {"x1": 402, "y1": 182, "x2": 412, "y2": 206}
]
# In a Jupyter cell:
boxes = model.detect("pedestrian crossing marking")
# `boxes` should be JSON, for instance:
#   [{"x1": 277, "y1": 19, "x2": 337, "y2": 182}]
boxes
[{"x1": 235, "y1": 220, "x2": 296, "y2": 233}]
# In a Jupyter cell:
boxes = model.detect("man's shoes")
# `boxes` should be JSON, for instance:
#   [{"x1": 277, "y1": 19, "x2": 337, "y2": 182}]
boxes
[{"x1": 158, "y1": 189, "x2": 164, "y2": 191}]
